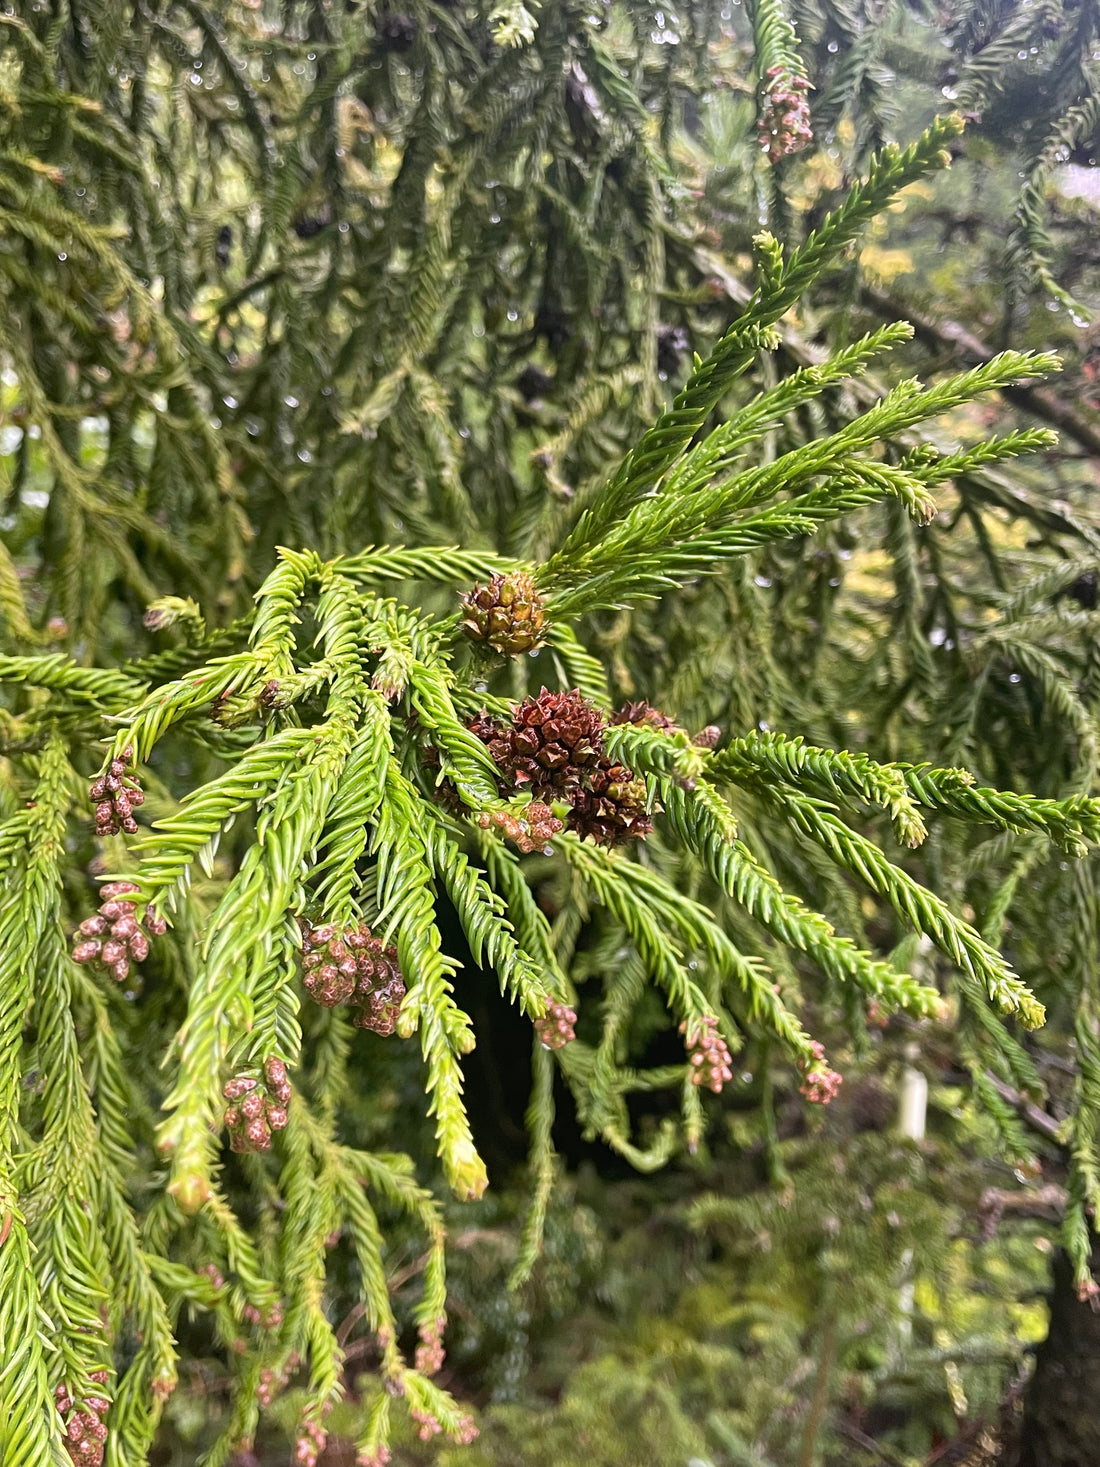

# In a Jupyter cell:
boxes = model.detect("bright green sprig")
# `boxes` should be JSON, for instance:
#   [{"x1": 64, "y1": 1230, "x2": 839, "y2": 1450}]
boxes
[
  {"x1": 543, "y1": 352, "x2": 1059, "y2": 617},
  {"x1": 123, "y1": 727, "x2": 315, "y2": 909},
  {"x1": 0, "y1": 732, "x2": 71, "y2": 1465},
  {"x1": 309, "y1": 695, "x2": 392, "y2": 924},
  {"x1": 371, "y1": 765, "x2": 486, "y2": 1201},
  {"x1": 0, "y1": 653, "x2": 140, "y2": 709},
  {"x1": 661, "y1": 779, "x2": 940, "y2": 1016},
  {"x1": 407, "y1": 661, "x2": 503, "y2": 807},
  {"x1": 423, "y1": 814, "x2": 554, "y2": 1019},
  {"x1": 763, "y1": 785, "x2": 1045, "y2": 1028},
  {"x1": 660, "y1": 323, "x2": 915, "y2": 499},
  {"x1": 549, "y1": 114, "x2": 965, "y2": 561},
  {"x1": 107, "y1": 652, "x2": 265, "y2": 765},
  {"x1": 718, "y1": 731, "x2": 928, "y2": 846},
  {"x1": 605, "y1": 721, "x2": 708, "y2": 783},
  {"x1": 339, "y1": 544, "x2": 520, "y2": 586},
  {"x1": 157, "y1": 576, "x2": 366, "y2": 1209},
  {"x1": 557, "y1": 831, "x2": 818, "y2": 1065},
  {"x1": 748, "y1": 0, "x2": 809, "y2": 82}
]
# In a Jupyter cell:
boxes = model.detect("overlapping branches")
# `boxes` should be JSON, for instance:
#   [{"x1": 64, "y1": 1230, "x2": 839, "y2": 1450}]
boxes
[{"x1": 2, "y1": 86, "x2": 1098, "y2": 1466}]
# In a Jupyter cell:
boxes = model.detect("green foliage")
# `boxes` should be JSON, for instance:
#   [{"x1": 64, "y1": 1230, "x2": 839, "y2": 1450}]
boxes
[{"x1": 3, "y1": 3, "x2": 1100, "y2": 1464}]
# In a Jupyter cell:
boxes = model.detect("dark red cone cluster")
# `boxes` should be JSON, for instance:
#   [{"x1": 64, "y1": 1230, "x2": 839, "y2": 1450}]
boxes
[
  {"x1": 90, "y1": 748, "x2": 143, "y2": 836},
  {"x1": 223, "y1": 1058, "x2": 292, "y2": 1153},
  {"x1": 299, "y1": 920, "x2": 406, "y2": 1035},
  {"x1": 56, "y1": 1375, "x2": 110, "y2": 1467},
  {"x1": 566, "y1": 763, "x2": 653, "y2": 846},
  {"x1": 759, "y1": 66, "x2": 813, "y2": 163},
  {"x1": 681, "y1": 1016, "x2": 734, "y2": 1094},
  {"x1": 480, "y1": 689, "x2": 604, "y2": 797},
  {"x1": 72, "y1": 882, "x2": 165, "y2": 984},
  {"x1": 460, "y1": 571, "x2": 545, "y2": 655},
  {"x1": 534, "y1": 1000, "x2": 577, "y2": 1050},
  {"x1": 469, "y1": 689, "x2": 655, "y2": 849},
  {"x1": 798, "y1": 1040, "x2": 843, "y2": 1105}
]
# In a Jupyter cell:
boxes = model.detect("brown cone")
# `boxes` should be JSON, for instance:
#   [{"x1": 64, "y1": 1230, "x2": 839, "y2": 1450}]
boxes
[
  {"x1": 460, "y1": 572, "x2": 545, "y2": 655},
  {"x1": 566, "y1": 761, "x2": 654, "y2": 846},
  {"x1": 483, "y1": 688, "x2": 604, "y2": 797}
]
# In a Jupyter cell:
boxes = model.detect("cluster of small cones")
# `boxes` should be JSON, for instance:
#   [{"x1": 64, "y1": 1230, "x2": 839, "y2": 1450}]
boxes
[
  {"x1": 681, "y1": 1016, "x2": 734, "y2": 1094},
  {"x1": 798, "y1": 1040, "x2": 843, "y2": 1105},
  {"x1": 535, "y1": 1000, "x2": 577, "y2": 1050},
  {"x1": 758, "y1": 65, "x2": 813, "y2": 162},
  {"x1": 90, "y1": 748, "x2": 143, "y2": 836},
  {"x1": 477, "y1": 800, "x2": 563, "y2": 853},
  {"x1": 468, "y1": 689, "x2": 655, "y2": 847},
  {"x1": 299, "y1": 919, "x2": 406, "y2": 1035},
  {"x1": 56, "y1": 1375, "x2": 110, "y2": 1467},
  {"x1": 72, "y1": 881, "x2": 165, "y2": 985},
  {"x1": 223, "y1": 1058, "x2": 292, "y2": 1153}
]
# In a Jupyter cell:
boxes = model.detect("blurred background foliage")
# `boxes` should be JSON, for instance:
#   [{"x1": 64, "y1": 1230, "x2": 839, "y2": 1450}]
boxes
[{"x1": 4, "y1": 1, "x2": 1100, "y2": 1464}]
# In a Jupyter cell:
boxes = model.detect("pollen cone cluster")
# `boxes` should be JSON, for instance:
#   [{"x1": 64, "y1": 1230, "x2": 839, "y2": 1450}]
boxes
[
  {"x1": 299, "y1": 919, "x2": 406, "y2": 1035},
  {"x1": 56, "y1": 1375, "x2": 110, "y2": 1467},
  {"x1": 534, "y1": 1000, "x2": 577, "y2": 1050},
  {"x1": 72, "y1": 881, "x2": 165, "y2": 985},
  {"x1": 759, "y1": 65, "x2": 813, "y2": 162},
  {"x1": 223, "y1": 1058, "x2": 292, "y2": 1153},
  {"x1": 681, "y1": 1016, "x2": 734, "y2": 1094},
  {"x1": 90, "y1": 747, "x2": 143, "y2": 836}
]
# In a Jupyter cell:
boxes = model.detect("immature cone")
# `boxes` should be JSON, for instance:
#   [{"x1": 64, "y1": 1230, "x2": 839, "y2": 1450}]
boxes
[
  {"x1": 89, "y1": 747, "x2": 144, "y2": 836},
  {"x1": 759, "y1": 65, "x2": 813, "y2": 163},
  {"x1": 222, "y1": 1061, "x2": 292, "y2": 1152},
  {"x1": 294, "y1": 1421, "x2": 327, "y2": 1467},
  {"x1": 415, "y1": 1315, "x2": 447, "y2": 1375},
  {"x1": 566, "y1": 761, "x2": 653, "y2": 846},
  {"x1": 460, "y1": 571, "x2": 545, "y2": 655},
  {"x1": 57, "y1": 1378, "x2": 111, "y2": 1467},
  {"x1": 299, "y1": 921, "x2": 358, "y2": 1007},
  {"x1": 681, "y1": 1016, "x2": 734, "y2": 1094},
  {"x1": 411, "y1": 1408, "x2": 443, "y2": 1443},
  {"x1": 71, "y1": 881, "x2": 163, "y2": 985},
  {"x1": 477, "y1": 800, "x2": 563, "y2": 853},
  {"x1": 535, "y1": 1000, "x2": 577, "y2": 1050},
  {"x1": 478, "y1": 688, "x2": 604, "y2": 796},
  {"x1": 351, "y1": 970, "x2": 406, "y2": 1036},
  {"x1": 798, "y1": 1040, "x2": 843, "y2": 1105}
]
